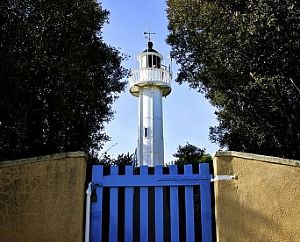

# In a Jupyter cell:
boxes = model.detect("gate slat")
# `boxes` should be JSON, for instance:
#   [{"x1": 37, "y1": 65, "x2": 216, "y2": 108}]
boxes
[
  {"x1": 91, "y1": 166, "x2": 103, "y2": 242},
  {"x1": 169, "y1": 165, "x2": 179, "y2": 242},
  {"x1": 140, "y1": 166, "x2": 148, "y2": 242},
  {"x1": 184, "y1": 165, "x2": 195, "y2": 242},
  {"x1": 199, "y1": 163, "x2": 213, "y2": 242},
  {"x1": 109, "y1": 166, "x2": 119, "y2": 242},
  {"x1": 125, "y1": 166, "x2": 134, "y2": 242},
  {"x1": 154, "y1": 166, "x2": 164, "y2": 242}
]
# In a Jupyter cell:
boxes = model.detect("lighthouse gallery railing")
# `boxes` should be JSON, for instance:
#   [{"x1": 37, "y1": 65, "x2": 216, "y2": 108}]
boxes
[{"x1": 129, "y1": 67, "x2": 171, "y2": 87}]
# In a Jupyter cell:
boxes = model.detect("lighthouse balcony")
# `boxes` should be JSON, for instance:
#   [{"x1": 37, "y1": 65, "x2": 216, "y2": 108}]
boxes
[{"x1": 129, "y1": 67, "x2": 172, "y2": 97}]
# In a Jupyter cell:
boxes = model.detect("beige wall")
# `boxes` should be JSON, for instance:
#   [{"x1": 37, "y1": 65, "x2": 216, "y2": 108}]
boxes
[
  {"x1": 213, "y1": 151, "x2": 300, "y2": 242},
  {"x1": 0, "y1": 152, "x2": 87, "y2": 242}
]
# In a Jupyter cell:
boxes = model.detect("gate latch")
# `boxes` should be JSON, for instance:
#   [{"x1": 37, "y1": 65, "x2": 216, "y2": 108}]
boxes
[
  {"x1": 211, "y1": 175, "x2": 236, "y2": 182},
  {"x1": 91, "y1": 183, "x2": 101, "y2": 203}
]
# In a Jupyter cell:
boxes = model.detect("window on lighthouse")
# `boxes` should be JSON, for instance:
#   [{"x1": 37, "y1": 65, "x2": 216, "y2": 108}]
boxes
[
  {"x1": 148, "y1": 55, "x2": 153, "y2": 67},
  {"x1": 155, "y1": 56, "x2": 161, "y2": 68},
  {"x1": 147, "y1": 55, "x2": 161, "y2": 68}
]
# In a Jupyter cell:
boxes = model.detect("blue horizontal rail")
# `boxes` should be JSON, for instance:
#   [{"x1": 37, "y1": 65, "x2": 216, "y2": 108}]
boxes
[{"x1": 92, "y1": 174, "x2": 212, "y2": 187}]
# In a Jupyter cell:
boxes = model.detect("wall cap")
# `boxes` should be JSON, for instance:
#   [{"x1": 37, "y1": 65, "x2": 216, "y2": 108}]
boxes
[
  {"x1": 0, "y1": 151, "x2": 88, "y2": 168},
  {"x1": 214, "y1": 151, "x2": 300, "y2": 167}
]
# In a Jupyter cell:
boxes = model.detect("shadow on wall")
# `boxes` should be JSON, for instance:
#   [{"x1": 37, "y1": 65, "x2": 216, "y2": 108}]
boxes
[{"x1": 218, "y1": 193, "x2": 283, "y2": 242}]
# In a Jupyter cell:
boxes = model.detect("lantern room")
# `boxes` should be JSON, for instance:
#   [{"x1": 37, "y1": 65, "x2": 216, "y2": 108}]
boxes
[{"x1": 138, "y1": 41, "x2": 163, "y2": 69}]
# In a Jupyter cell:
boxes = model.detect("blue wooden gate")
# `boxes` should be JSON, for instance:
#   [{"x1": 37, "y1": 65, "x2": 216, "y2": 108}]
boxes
[{"x1": 89, "y1": 164, "x2": 213, "y2": 242}]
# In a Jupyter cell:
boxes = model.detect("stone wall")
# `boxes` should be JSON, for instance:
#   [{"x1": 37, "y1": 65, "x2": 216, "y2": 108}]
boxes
[
  {"x1": 0, "y1": 152, "x2": 87, "y2": 242},
  {"x1": 213, "y1": 151, "x2": 300, "y2": 242}
]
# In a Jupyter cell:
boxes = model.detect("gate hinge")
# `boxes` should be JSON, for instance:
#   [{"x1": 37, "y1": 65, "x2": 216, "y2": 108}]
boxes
[{"x1": 211, "y1": 175, "x2": 236, "y2": 182}]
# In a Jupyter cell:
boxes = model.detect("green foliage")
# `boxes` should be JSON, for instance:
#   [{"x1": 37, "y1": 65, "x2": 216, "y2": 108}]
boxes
[
  {"x1": 167, "y1": 0, "x2": 300, "y2": 159},
  {"x1": 98, "y1": 152, "x2": 133, "y2": 166},
  {"x1": 0, "y1": 0, "x2": 127, "y2": 161},
  {"x1": 172, "y1": 143, "x2": 212, "y2": 165}
]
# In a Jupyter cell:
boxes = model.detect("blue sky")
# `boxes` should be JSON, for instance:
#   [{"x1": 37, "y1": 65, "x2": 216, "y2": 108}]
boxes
[{"x1": 100, "y1": 0, "x2": 219, "y2": 162}]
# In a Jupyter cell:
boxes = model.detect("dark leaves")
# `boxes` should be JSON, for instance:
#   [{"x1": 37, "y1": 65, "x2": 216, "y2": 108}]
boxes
[
  {"x1": 167, "y1": 0, "x2": 300, "y2": 159},
  {"x1": 172, "y1": 143, "x2": 212, "y2": 165},
  {"x1": 0, "y1": 0, "x2": 126, "y2": 161}
]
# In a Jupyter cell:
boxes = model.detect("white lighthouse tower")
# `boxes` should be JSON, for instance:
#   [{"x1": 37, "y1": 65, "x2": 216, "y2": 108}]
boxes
[{"x1": 129, "y1": 36, "x2": 172, "y2": 166}]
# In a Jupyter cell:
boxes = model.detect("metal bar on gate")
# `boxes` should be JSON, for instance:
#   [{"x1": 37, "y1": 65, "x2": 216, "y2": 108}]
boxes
[
  {"x1": 85, "y1": 183, "x2": 92, "y2": 242},
  {"x1": 211, "y1": 175, "x2": 236, "y2": 182}
]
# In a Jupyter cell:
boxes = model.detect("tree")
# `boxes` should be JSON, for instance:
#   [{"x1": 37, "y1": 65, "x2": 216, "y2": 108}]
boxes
[
  {"x1": 98, "y1": 152, "x2": 134, "y2": 166},
  {"x1": 0, "y1": 0, "x2": 127, "y2": 161},
  {"x1": 172, "y1": 143, "x2": 212, "y2": 165},
  {"x1": 167, "y1": 0, "x2": 300, "y2": 159}
]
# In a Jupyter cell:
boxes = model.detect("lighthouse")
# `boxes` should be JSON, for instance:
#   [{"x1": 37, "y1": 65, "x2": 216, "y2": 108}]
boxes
[{"x1": 129, "y1": 36, "x2": 172, "y2": 166}]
